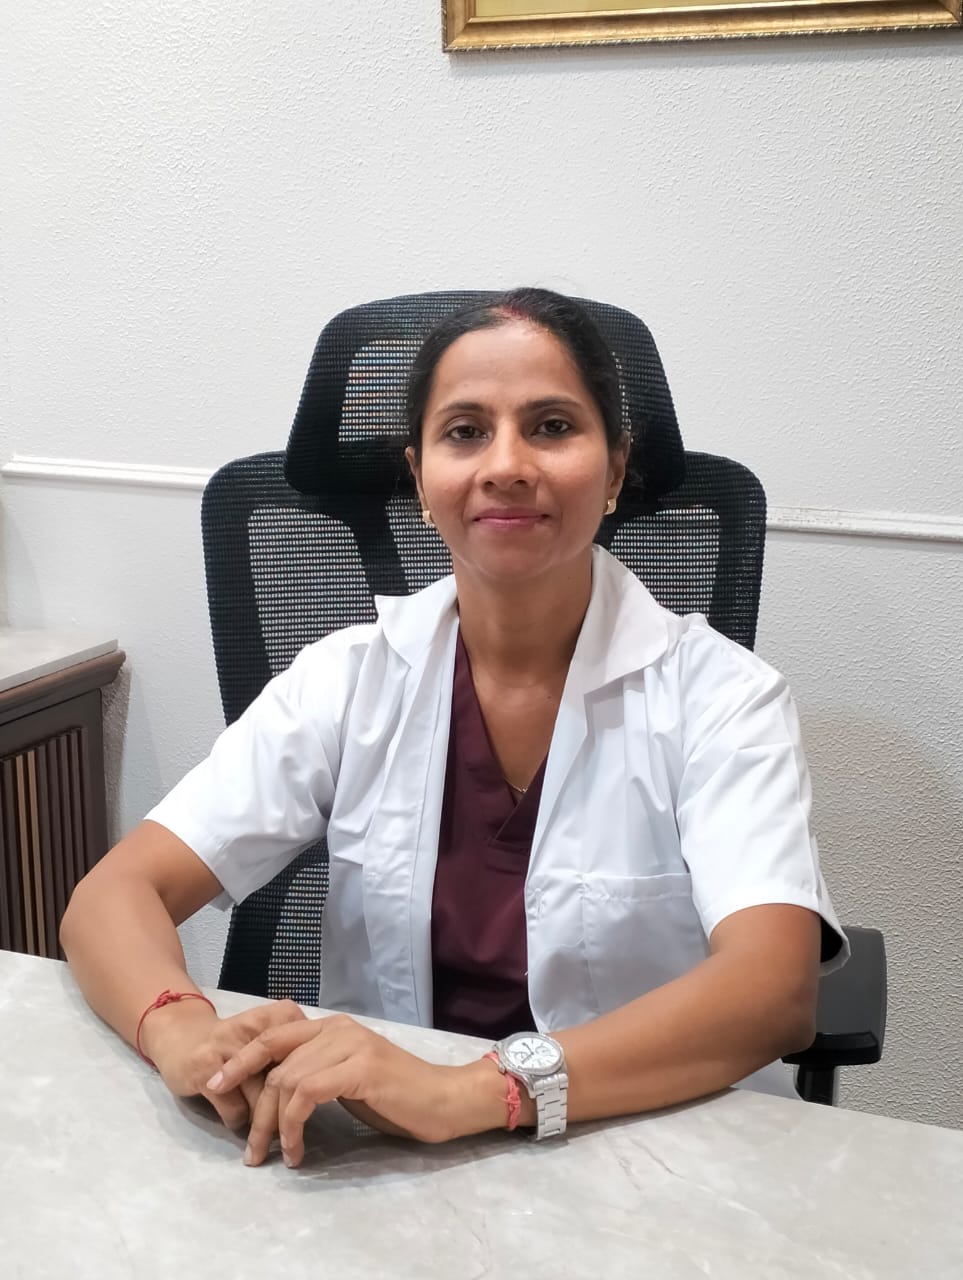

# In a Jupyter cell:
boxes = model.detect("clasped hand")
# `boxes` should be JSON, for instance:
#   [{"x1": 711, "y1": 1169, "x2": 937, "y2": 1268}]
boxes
[
  {"x1": 146, "y1": 998, "x2": 308, "y2": 1133},
  {"x1": 206, "y1": 1013, "x2": 468, "y2": 1167}
]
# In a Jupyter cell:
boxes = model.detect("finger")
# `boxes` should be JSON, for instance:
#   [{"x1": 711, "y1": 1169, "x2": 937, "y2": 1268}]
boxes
[
  {"x1": 244, "y1": 1071, "x2": 283, "y2": 1167},
  {"x1": 207, "y1": 1020, "x2": 323, "y2": 1093},
  {"x1": 201, "y1": 1084, "x2": 250, "y2": 1133},
  {"x1": 278, "y1": 1069, "x2": 348, "y2": 1168},
  {"x1": 239, "y1": 998, "x2": 306, "y2": 1037},
  {"x1": 240, "y1": 1075, "x2": 264, "y2": 1122},
  {"x1": 217, "y1": 1000, "x2": 306, "y2": 1052},
  {"x1": 268, "y1": 998, "x2": 307, "y2": 1025}
]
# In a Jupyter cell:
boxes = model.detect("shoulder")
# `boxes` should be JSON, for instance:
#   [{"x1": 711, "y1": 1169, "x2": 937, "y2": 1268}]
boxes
[
  {"x1": 587, "y1": 548, "x2": 786, "y2": 705},
  {"x1": 665, "y1": 615, "x2": 785, "y2": 694},
  {"x1": 657, "y1": 618, "x2": 799, "y2": 753}
]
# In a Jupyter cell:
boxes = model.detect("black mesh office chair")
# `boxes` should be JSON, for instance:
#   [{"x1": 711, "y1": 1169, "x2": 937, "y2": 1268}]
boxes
[{"x1": 201, "y1": 291, "x2": 885, "y2": 1105}]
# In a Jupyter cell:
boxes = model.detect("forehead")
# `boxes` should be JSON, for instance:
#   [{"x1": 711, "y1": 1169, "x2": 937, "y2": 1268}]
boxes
[{"x1": 425, "y1": 321, "x2": 592, "y2": 408}]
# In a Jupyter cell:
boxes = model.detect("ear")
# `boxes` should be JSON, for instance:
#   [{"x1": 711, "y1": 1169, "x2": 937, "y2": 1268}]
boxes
[
  {"x1": 608, "y1": 436, "x2": 630, "y2": 498},
  {"x1": 405, "y1": 446, "x2": 426, "y2": 509}
]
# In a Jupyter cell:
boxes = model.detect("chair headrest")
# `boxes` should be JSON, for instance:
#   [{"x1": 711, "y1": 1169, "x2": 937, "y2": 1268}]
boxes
[{"x1": 284, "y1": 291, "x2": 686, "y2": 504}]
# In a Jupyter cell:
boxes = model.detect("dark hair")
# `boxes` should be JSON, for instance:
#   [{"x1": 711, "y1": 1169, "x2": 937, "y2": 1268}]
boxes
[{"x1": 405, "y1": 288, "x2": 626, "y2": 461}]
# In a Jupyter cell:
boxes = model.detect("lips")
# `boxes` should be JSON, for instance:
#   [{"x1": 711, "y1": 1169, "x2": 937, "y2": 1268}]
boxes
[{"x1": 473, "y1": 507, "x2": 546, "y2": 524}]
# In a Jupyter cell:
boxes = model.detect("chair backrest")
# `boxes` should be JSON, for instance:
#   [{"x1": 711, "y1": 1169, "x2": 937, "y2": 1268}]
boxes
[
  {"x1": 283, "y1": 290, "x2": 687, "y2": 502},
  {"x1": 204, "y1": 293, "x2": 767, "y2": 1000}
]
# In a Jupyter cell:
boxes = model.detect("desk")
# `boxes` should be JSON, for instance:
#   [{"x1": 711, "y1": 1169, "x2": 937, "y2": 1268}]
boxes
[
  {"x1": 0, "y1": 632, "x2": 124, "y2": 958},
  {"x1": 2, "y1": 952, "x2": 960, "y2": 1279}
]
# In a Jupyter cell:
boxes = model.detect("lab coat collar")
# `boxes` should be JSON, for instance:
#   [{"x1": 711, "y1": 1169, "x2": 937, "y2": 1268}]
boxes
[
  {"x1": 374, "y1": 574, "x2": 459, "y2": 667},
  {"x1": 375, "y1": 545, "x2": 672, "y2": 688},
  {"x1": 570, "y1": 545, "x2": 671, "y2": 693},
  {"x1": 530, "y1": 549, "x2": 671, "y2": 873}
]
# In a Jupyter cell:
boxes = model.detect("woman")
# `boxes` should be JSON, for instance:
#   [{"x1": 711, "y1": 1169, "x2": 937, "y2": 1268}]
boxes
[{"x1": 61, "y1": 288, "x2": 846, "y2": 1170}]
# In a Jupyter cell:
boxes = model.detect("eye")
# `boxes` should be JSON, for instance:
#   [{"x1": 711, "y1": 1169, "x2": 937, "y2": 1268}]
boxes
[
  {"x1": 445, "y1": 422, "x2": 484, "y2": 442},
  {"x1": 536, "y1": 417, "x2": 573, "y2": 437}
]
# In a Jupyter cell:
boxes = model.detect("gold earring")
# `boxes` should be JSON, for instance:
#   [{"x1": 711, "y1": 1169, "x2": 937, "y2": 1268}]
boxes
[
  {"x1": 421, "y1": 509, "x2": 435, "y2": 527},
  {"x1": 604, "y1": 497, "x2": 617, "y2": 517}
]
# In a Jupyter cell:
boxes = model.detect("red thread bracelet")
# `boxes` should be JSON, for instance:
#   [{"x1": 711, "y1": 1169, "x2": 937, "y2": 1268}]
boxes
[
  {"x1": 484, "y1": 1051, "x2": 522, "y2": 1132},
  {"x1": 135, "y1": 990, "x2": 217, "y2": 1069}
]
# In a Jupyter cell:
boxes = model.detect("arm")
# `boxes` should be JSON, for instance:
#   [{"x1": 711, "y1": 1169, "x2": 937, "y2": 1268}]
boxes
[
  {"x1": 548, "y1": 901, "x2": 819, "y2": 1120},
  {"x1": 536, "y1": 643, "x2": 831, "y2": 1122},
  {"x1": 60, "y1": 819, "x2": 224, "y2": 1057},
  {"x1": 63, "y1": 633, "x2": 360, "y2": 1108},
  {"x1": 460, "y1": 900, "x2": 818, "y2": 1133},
  {"x1": 61, "y1": 820, "x2": 307, "y2": 1131}
]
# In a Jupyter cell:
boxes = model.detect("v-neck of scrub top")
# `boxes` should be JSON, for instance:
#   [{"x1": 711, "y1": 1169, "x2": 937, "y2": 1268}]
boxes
[{"x1": 430, "y1": 628, "x2": 547, "y2": 1041}]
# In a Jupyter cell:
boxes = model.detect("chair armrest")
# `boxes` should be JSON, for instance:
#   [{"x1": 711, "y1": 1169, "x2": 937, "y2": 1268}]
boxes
[{"x1": 783, "y1": 925, "x2": 887, "y2": 1070}]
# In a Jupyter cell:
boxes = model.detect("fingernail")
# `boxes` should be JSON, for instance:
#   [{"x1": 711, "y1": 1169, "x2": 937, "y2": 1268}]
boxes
[
  {"x1": 243, "y1": 1144, "x2": 254, "y2": 1166},
  {"x1": 280, "y1": 1135, "x2": 290, "y2": 1151},
  {"x1": 206, "y1": 1071, "x2": 224, "y2": 1090},
  {"x1": 283, "y1": 1153, "x2": 295, "y2": 1169}
]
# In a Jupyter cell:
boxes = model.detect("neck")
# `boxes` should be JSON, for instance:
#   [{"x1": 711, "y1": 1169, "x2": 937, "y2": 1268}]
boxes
[{"x1": 454, "y1": 552, "x2": 593, "y2": 684}]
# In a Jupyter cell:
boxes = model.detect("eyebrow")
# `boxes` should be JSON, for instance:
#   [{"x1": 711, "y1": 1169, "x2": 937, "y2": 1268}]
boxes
[{"x1": 433, "y1": 396, "x2": 583, "y2": 415}]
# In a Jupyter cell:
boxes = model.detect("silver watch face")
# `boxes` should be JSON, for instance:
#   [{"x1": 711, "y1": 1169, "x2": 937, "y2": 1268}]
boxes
[{"x1": 503, "y1": 1033, "x2": 563, "y2": 1076}]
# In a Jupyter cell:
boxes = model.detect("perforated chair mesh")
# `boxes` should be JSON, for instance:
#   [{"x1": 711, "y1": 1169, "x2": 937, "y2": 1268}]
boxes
[{"x1": 204, "y1": 293, "x2": 766, "y2": 1002}]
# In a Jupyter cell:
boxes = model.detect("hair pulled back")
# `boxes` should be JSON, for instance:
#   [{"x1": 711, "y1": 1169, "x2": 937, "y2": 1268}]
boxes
[{"x1": 405, "y1": 288, "x2": 625, "y2": 461}]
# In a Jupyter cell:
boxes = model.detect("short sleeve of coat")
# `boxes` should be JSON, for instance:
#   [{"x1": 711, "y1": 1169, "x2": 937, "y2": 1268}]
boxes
[
  {"x1": 145, "y1": 626, "x2": 373, "y2": 908},
  {"x1": 674, "y1": 626, "x2": 848, "y2": 974}
]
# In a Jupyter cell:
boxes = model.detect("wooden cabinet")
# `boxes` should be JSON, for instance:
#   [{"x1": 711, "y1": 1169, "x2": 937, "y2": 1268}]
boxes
[{"x1": 0, "y1": 640, "x2": 124, "y2": 958}]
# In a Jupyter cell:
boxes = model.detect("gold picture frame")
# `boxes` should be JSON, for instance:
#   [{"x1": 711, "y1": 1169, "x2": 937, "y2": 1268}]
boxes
[{"x1": 443, "y1": 0, "x2": 963, "y2": 47}]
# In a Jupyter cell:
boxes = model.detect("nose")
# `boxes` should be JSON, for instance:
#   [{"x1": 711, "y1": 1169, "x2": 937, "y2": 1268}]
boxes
[{"x1": 479, "y1": 424, "x2": 537, "y2": 490}]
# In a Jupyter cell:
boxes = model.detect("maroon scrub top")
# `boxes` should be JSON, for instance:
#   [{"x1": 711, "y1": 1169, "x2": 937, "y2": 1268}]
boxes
[{"x1": 430, "y1": 630, "x2": 546, "y2": 1041}]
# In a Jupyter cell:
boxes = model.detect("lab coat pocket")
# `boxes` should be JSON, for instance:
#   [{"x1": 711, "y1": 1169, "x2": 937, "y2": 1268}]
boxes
[{"x1": 579, "y1": 872, "x2": 708, "y2": 1012}]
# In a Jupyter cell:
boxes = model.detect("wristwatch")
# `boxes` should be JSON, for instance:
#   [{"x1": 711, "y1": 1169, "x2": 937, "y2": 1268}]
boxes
[{"x1": 493, "y1": 1031, "x2": 568, "y2": 1140}]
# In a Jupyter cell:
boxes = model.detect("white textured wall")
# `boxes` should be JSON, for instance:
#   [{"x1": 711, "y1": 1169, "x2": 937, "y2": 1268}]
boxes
[
  {"x1": 3, "y1": 3, "x2": 961, "y2": 1127},
  {"x1": 759, "y1": 536, "x2": 963, "y2": 1124}
]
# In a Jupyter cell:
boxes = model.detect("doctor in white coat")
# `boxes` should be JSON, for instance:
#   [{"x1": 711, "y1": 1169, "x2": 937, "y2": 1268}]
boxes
[{"x1": 62, "y1": 288, "x2": 845, "y2": 1169}]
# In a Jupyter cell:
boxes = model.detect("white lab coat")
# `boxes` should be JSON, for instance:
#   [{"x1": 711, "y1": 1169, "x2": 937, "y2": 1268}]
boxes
[{"x1": 149, "y1": 546, "x2": 847, "y2": 1096}]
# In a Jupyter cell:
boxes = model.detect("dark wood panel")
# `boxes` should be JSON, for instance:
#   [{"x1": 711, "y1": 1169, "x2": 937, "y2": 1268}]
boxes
[
  {"x1": 0, "y1": 654, "x2": 121, "y2": 958},
  {"x1": 0, "y1": 760, "x2": 24, "y2": 952},
  {"x1": 45, "y1": 739, "x2": 67, "y2": 955}
]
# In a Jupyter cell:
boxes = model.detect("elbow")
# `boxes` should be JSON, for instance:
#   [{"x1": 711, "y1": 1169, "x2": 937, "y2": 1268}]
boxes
[
  {"x1": 60, "y1": 871, "x2": 96, "y2": 958},
  {"x1": 59, "y1": 880, "x2": 83, "y2": 956},
  {"x1": 772, "y1": 987, "x2": 818, "y2": 1059},
  {"x1": 782, "y1": 1007, "x2": 817, "y2": 1058}
]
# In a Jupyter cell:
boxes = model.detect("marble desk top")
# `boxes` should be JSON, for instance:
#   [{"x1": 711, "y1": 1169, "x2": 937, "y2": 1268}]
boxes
[{"x1": 1, "y1": 951, "x2": 961, "y2": 1279}]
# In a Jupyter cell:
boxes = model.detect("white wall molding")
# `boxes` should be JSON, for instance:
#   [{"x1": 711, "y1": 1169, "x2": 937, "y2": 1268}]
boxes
[
  {"x1": 4, "y1": 454, "x2": 963, "y2": 545},
  {"x1": 767, "y1": 506, "x2": 963, "y2": 545},
  {"x1": 1, "y1": 455, "x2": 210, "y2": 492}
]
